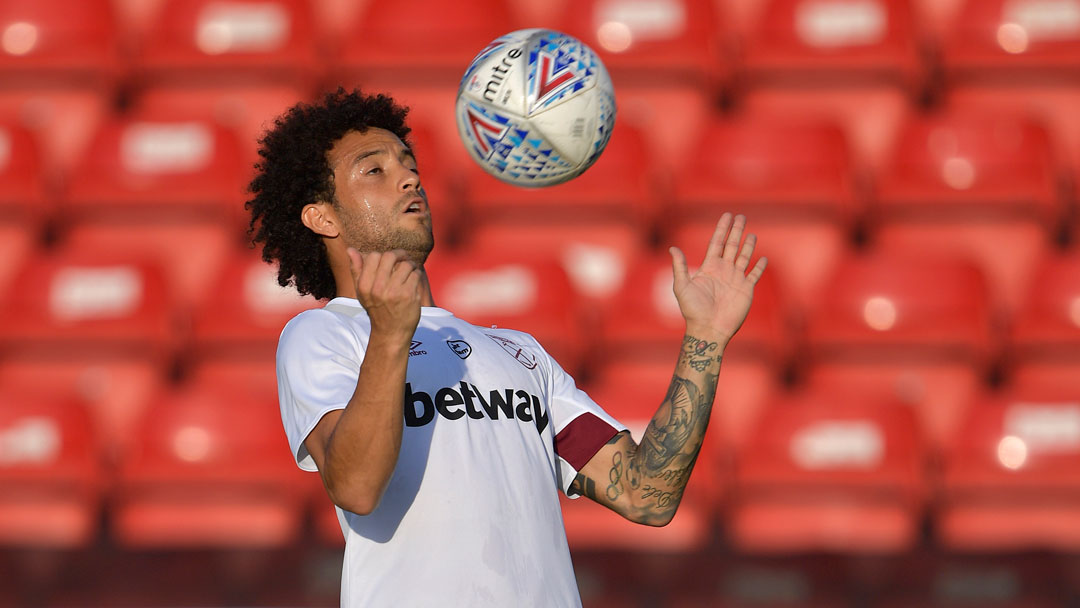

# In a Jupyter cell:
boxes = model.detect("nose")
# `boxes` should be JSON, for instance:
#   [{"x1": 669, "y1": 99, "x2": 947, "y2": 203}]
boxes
[{"x1": 399, "y1": 163, "x2": 421, "y2": 193}]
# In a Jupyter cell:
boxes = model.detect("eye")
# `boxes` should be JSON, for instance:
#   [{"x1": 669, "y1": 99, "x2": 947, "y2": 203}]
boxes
[{"x1": 365, "y1": 166, "x2": 382, "y2": 175}]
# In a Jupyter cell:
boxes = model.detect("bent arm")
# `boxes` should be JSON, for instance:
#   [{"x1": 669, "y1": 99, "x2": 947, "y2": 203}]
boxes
[
  {"x1": 304, "y1": 329, "x2": 410, "y2": 515},
  {"x1": 570, "y1": 213, "x2": 766, "y2": 526},
  {"x1": 303, "y1": 249, "x2": 423, "y2": 515},
  {"x1": 569, "y1": 331, "x2": 724, "y2": 526}
]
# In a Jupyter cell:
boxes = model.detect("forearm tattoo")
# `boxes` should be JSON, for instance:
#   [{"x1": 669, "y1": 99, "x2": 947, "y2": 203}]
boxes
[
  {"x1": 628, "y1": 335, "x2": 721, "y2": 524},
  {"x1": 571, "y1": 336, "x2": 722, "y2": 525},
  {"x1": 679, "y1": 334, "x2": 721, "y2": 372}
]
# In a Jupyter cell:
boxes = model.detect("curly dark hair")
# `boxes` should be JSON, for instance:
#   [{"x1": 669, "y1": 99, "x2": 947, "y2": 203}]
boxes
[{"x1": 246, "y1": 88, "x2": 411, "y2": 300}]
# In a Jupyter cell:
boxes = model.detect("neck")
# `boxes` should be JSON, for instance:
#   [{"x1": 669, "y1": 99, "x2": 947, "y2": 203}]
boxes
[{"x1": 332, "y1": 263, "x2": 436, "y2": 307}]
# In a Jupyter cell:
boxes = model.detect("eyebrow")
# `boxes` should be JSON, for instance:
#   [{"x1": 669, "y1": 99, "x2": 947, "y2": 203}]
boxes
[{"x1": 352, "y1": 146, "x2": 416, "y2": 166}]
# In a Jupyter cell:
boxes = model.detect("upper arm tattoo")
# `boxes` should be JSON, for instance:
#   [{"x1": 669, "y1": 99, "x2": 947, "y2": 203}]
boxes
[{"x1": 569, "y1": 431, "x2": 625, "y2": 501}]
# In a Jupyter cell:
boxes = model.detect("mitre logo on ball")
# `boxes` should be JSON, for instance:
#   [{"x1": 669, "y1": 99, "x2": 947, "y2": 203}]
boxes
[{"x1": 455, "y1": 28, "x2": 617, "y2": 188}]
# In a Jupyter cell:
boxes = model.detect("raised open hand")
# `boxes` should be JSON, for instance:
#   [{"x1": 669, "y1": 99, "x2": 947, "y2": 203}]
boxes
[{"x1": 669, "y1": 213, "x2": 768, "y2": 347}]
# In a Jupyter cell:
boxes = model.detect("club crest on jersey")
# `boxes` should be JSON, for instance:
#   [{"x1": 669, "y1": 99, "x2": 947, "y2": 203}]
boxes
[
  {"x1": 485, "y1": 334, "x2": 538, "y2": 369},
  {"x1": 447, "y1": 339, "x2": 472, "y2": 359}
]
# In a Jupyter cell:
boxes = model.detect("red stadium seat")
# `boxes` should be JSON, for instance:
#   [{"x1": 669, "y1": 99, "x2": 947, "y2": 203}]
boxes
[
  {"x1": 335, "y1": 0, "x2": 515, "y2": 85},
  {"x1": 131, "y1": 83, "x2": 312, "y2": 166},
  {"x1": 739, "y1": 85, "x2": 912, "y2": 174},
  {"x1": 807, "y1": 249, "x2": 991, "y2": 361},
  {"x1": 0, "y1": 0, "x2": 120, "y2": 87},
  {"x1": 61, "y1": 222, "x2": 234, "y2": 314},
  {"x1": 0, "y1": 88, "x2": 111, "y2": 186},
  {"x1": 0, "y1": 116, "x2": 42, "y2": 295},
  {"x1": 0, "y1": 220, "x2": 35, "y2": 306},
  {"x1": 0, "y1": 390, "x2": 102, "y2": 548},
  {"x1": 806, "y1": 363, "x2": 985, "y2": 454},
  {"x1": 134, "y1": 0, "x2": 321, "y2": 87},
  {"x1": 425, "y1": 247, "x2": 585, "y2": 375},
  {"x1": 0, "y1": 119, "x2": 48, "y2": 223},
  {"x1": 615, "y1": 83, "x2": 713, "y2": 176},
  {"x1": 943, "y1": 0, "x2": 1080, "y2": 82},
  {"x1": 731, "y1": 389, "x2": 926, "y2": 553},
  {"x1": 872, "y1": 110, "x2": 1063, "y2": 317},
  {"x1": 946, "y1": 85, "x2": 1080, "y2": 177},
  {"x1": 0, "y1": 248, "x2": 174, "y2": 459},
  {"x1": 468, "y1": 220, "x2": 646, "y2": 315},
  {"x1": 112, "y1": 383, "x2": 307, "y2": 548},
  {"x1": 0, "y1": 249, "x2": 175, "y2": 359},
  {"x1": 738, "y1": 0, "x2": 926, "y2": 90},
  {"x1": 672, "y1": 115, "x2": 858, "y2": 223},
  {"x1": 1008, "y1": 361, "x2": 1080, "y2": 397},
  {"x1": 669, "y1": 115, "x2": 858, "y2": 312},
  {"x1": 189, "y1": 251, "x2": 322, "y2": 362},
  {"x1": 462, "y1": 121, "x2": 658, "y2": 231},
  {"x1": 184, "y1": 356, "x2": 277, "y2": 397},
  {"x1": 0, "y1": 358, "x2": 164, "y2": 462},
  {"x1": 938, "y1": 388, "x2": 1080, "y2": 551},
  {"x1": 802, "y1": 251, "x2": 994, "y2": 446},
  {"x1": 1009, "y1": 252, "x2": 1080, "y2": 363},
  {"x1": 557, "y1": 0, "x2": 727, "y2": 89},
  {"x1": 62, "y1": 112, "x2": 247, "y2": 226}
]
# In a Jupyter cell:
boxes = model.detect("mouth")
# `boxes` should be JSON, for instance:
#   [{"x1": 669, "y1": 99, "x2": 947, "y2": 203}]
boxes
[{"x1": 403, "y1": 196, "x2": 427, "y2": 215}]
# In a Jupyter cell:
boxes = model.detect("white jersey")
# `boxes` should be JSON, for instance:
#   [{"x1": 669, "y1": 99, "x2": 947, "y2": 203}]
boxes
[{"x1": 276, "y1": 297, "x2": 625, "y2": 607}]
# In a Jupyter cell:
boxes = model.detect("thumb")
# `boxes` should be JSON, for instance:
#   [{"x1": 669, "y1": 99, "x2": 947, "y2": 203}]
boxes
[
  {"x1": 669, "y1": 246, "x2": 689, "y2": 291},
  {"x1": 346, "y1": 247, "x2": 363, "y2": 276}
]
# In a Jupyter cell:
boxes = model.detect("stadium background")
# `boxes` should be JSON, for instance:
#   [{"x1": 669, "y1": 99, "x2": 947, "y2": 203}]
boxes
[{"x1": 1, "y1": 0, "x2": 1079, "y2": 605}]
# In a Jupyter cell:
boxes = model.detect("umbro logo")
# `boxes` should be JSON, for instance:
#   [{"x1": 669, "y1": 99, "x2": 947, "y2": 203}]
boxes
[{"x1": 409, "y1": 341, "x2": 427, "y2": 357}]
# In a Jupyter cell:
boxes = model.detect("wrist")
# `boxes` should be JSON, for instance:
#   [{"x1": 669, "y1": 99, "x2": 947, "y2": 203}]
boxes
[
  {"x1": 366, "y1": 327, "x2": 414, "y2": 354},
  {"x1": 683, "y1": 324, "x2": 732, "y2": 352}
]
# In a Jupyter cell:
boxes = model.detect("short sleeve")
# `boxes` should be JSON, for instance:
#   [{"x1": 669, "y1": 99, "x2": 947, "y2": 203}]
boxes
[
  {"x1": 535, "y1": 341, "x2": 626, "y2": 498},
  {"x1": 276, "y1": 308, "x2": 365, "y2": 471}
]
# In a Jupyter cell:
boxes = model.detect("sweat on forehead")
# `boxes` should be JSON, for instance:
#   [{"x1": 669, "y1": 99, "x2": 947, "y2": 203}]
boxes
[{"x1": 329, "y1": 128, "x2": 414, "y2": 164}]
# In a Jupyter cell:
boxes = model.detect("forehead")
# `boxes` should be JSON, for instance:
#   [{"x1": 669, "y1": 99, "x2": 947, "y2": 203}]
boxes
[{"x1": 327, "y1": 127, "x2": 408, "y2": 166}]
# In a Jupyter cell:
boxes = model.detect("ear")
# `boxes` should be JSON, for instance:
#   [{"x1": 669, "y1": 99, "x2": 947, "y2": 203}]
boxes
[{"x1": 301, "y1": 201, "x2": 340, "y2": 238}]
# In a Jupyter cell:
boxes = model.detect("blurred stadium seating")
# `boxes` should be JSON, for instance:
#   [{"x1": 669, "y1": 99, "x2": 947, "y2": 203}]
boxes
[
  {"x1": 730, "y1": 388, "x2": 925, "y2": 554},
  {"x1": 111, "y1": 382, "x2": 309, "y2": 549},
  {"x1": 0, "y1": 0, "x2": 1077, "y2": 606}
]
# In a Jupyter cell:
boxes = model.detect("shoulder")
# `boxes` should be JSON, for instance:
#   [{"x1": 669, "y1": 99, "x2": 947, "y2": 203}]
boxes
[
  {"x1": 281, "y1": 307, "x2": 349, "y2": 338},
  {"x1": 478, "y1": 325, "x2": 543, "y2": 351},
  {"x1": 480, "y1": 324, "x2": 535, "y2": 341},
  {"x1": 475, "y1": 326, "x2": 555, "y2": 372},
  {"x1": 278, "y1": 307, "x2": 365, "y2": 357}
]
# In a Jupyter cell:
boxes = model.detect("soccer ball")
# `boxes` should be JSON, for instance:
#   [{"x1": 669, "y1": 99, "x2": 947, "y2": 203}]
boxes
[{"x1": 455, "y1": 29, "x2": 616, "y2": 188}]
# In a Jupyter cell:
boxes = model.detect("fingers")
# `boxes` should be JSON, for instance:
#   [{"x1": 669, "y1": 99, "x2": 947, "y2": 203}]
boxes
[
  {"x1": 735, "y1": 233, "x2": 756, "y2": 272},
  {"x1": 389, "y1": 251, "x2": 418, "y2": 286},
  {"x1": 352, "y1": 249, "x2": 418, "y2": 298},
  {"x1": 723, "y1": 214, "x2": 746, "y2": 262},
  {"x1": 346, "y1": 247, "x2": 363, "y2": 277},
  {"x1": 701, "y1": 212, "x2": 733, "y2": 264},
  {"x1": 746, "y1": 257, "x2": 768, "y2": 285},
  {"x1": 669, "y1": 246, "x2": 689, "y2": 290}
]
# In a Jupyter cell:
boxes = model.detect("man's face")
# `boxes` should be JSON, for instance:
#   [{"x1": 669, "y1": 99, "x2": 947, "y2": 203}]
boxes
[{"x1": 326, "y1": 127, "x2": 434, "y2": 264}]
